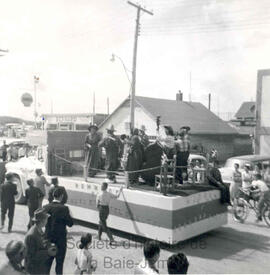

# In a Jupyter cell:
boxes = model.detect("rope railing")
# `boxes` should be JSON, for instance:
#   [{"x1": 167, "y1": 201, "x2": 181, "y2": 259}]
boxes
[{"x1": 50, "y1": 152, "x2": 207, "y2": 195}]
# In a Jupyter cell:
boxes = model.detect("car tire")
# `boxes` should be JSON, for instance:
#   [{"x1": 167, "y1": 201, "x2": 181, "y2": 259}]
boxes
[{"x1": 13, "y1": 175, "x2": 26, "y2": 204}]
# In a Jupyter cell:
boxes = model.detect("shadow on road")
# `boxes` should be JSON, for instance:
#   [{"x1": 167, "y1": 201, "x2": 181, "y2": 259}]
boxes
[
  {"x1": 72, "y1": 219, "x2": 270, "y2": 261},
  {"x1": 165, "y1": 227, "x2": 270, "y2": 261}
]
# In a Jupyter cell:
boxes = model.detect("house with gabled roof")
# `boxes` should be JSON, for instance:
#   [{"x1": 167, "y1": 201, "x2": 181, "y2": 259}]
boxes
[{"x1": 99, "y1": 94, "x2": 248, "y2": 162}]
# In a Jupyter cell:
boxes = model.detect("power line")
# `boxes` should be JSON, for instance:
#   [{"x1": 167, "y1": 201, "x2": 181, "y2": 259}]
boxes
[{"x1": 142, "y1": 19, "x2": 270, "y2": 35}]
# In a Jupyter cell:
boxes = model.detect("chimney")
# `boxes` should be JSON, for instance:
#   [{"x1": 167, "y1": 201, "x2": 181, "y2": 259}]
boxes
[{"x1": 176, "y1": 90, "x2": 183, "y2": 101}]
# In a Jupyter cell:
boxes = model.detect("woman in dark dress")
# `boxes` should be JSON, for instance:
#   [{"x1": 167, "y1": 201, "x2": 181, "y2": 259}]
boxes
[
  {"x1": 85, "y1": 124, "x2": 102, "y2": 177},
  {"x1": 126, "y1": 128, "x2": 144, "y2": 185}
]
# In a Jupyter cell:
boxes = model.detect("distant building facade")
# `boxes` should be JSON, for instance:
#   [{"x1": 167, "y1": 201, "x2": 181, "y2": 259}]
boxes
[
  {"x1": 42, "y1": 113, "x2": 108, "y2": 131},
  {"x1": 228, "y1": 101, "x2": 256, "y2": 155}
]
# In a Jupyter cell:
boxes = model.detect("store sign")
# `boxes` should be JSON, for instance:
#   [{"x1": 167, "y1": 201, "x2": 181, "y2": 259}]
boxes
[{"x1": 56, "y1": 116, "x2": 77, "y2": 122}]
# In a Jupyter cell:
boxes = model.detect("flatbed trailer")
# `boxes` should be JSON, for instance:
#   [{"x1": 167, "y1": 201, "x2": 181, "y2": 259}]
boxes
[
  {"x1": 5, "y1": 130, "x2": 228, "y2": 244},
  {"x1": 59, "y1": 172, "x2": 227, "y2": 245}
]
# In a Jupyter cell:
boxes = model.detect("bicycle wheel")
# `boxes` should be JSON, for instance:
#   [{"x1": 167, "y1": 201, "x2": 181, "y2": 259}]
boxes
[
  {"x1": 262, "y1": 205, "x2": 270, "y2": 227},
  {"x1": 233, "y1": 198, "x2": 249, "y2": 223}
]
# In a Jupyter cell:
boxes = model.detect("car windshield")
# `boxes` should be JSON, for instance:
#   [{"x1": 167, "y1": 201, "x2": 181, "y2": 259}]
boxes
[{"x1": 224, "y1": 158, "x2": 252, "y2": 169}]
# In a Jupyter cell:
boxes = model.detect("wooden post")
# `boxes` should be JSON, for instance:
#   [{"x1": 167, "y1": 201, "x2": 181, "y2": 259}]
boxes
[
  {"x1": 163, "y1": 161, "x2": 168, "y2": 196},
  {"x1": 125, "y1": 171, "x2": 130, "y2": 189}
]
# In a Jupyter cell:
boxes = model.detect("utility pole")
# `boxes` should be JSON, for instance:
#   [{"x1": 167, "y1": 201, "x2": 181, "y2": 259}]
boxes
[
  {"x1": 127, "y1": 1, "x2": 153, "y2": 132},
  {"x1": 92, "y1": 92, "x2": 95, "y2": 124},
  {"x1": 51, "y1": 99, "x2": 53, "y2": 114},
  {"x1": 208, "y1": 93, "x2": 211, "y2": 110},
  {"x1": 107, "y1": 97, "x2": 110, "y2": 115},
  {"x1": 34, "y1": 76, "x2": 39, "y2": 128},
  {"x1": 189, "y1": 71, "x2": 192, "y2": 102}
]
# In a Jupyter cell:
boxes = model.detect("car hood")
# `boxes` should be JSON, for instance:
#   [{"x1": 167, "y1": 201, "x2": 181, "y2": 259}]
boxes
[
  {"x1": 219, "y1": 167, "x2": 235, "y2": 183},
  {"x1": 6, "y1": 156, "x2": 46, "y2": 173}
]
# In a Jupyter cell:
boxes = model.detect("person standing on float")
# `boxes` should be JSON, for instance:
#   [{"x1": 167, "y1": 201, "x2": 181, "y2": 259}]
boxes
[
  {"x1": 99, "y1": 125, "x2": 122, "y2": 183},
  {"x1": 85, "y1": 124, "x2": 102, "y2": 178}
]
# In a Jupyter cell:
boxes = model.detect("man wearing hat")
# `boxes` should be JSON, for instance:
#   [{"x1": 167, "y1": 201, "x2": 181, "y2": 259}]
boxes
[
  {"x1": 44, "y1": 188, "x2": 73, "y2": 275},
  {"x1": 25, "y1": 179, "x2": 44, "y2": 230},
  {"x1": 0, "y1": 172, "x2": 18, "y2": 232},
  {"x1": 99, "y1": 125, "x2": 122, "y2": 183},
  {"x1": 139, "y1": 125, "x2": 150, "y2": 149},
  {"x1": 175, "y1": 127, "x2": 191, "y2": 184},
  {"x1": 48, "y1": 177, "x2": 68, "y2": 204},
  {"x1": 126, "y1": 128, "x2": 144, "y2": 185},
  {"x1": 34, "y1": 168, "x2": 51, "y2": 208},
  {"x1": 24, "y1": 209, "x2": 54, "y2": 275},
  {"x1": 0, "y1": 240, "x2": 26, "y2": 274},
  {"x1": 207, "y1": 160, "x2": 231, "y2": 205},
  {"x1": 85, "y1": 123, "x2": 102, "y2": 178}
]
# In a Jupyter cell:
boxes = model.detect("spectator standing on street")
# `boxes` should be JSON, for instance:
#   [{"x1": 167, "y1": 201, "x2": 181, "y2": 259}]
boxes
[
  {"x1": 34, "y1": 168, "x2": 50, "y2": 207},
  {"x1": 96, "y1": 181, "x2": 123, "y2": 244},
  {"x1": 43, "y1": 188, "x2": 74, "y2": 275},
  {"x1": 134, "y1": 240, "x2": 160, "y2": 274},
  {"x1": 48, "y1": 177, "x2": 68, "y2": 204},
  {"x1": 0, "y1": 240, "x2": 26, "y2": 275},
  {"x1": 207, "y1": 160, "x2": 231, "y2": 205},
  {"x1": 1, "y1": 140, "x2": 8, "y2": 161},
  {"x1": 230, "y1": 163, "x2": 242, "y2": 203},
  {"x1": 0, "y1": 172, "x2": 18, "y2": 232},
  {"x1": 242, "y1": 164, "x2": 253, "y2": 190},
  {"x1": 167, "y1": 252, "x2": 189, "y2": 274},
  {"x1": 25, "y1": 179, "x2": 44, "y2": 230},
  {"x1": 74, "y1": 233, "x2": 97, "y2": 274},
  {"x1": 24, "y1": 209, "x2": 55, "y2": 275}
]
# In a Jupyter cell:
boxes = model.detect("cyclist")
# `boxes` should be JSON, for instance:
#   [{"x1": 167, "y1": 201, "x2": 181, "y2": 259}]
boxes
[{"x1": 251, "y1": 173, "x2": 270, "y2": 222}]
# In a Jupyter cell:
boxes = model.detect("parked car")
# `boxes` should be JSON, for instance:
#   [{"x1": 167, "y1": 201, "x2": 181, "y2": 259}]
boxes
[
  {"x1": 0, "y1": 138, "x2": 26, "y2": 160},
  {"x1": 219, "y1": 155, "x2": 270, "y2": 184},
  {"x1": 5, "y1": 146, "x2": 47, "y2": 203}
]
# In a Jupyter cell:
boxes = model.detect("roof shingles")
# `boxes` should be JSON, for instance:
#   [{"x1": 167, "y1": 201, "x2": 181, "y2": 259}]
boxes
[{"x1": 135, "y1": 96, "x2": 237, "y2": 135}]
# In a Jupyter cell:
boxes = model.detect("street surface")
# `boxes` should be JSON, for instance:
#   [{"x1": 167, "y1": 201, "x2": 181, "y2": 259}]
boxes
[{"x1": 0, "y1": 204, "x2": 269, "y2": 274}]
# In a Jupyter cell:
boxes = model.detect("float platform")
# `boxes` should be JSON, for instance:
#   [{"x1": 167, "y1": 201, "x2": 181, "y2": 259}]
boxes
[{"x1": 58, "y1": 173, "x2": 228, "y2": 244}]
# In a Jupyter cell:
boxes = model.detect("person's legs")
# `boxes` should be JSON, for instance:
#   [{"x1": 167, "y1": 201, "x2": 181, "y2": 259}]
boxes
[
  {"x1": 257, "y1": 192, "x2": 266, "y2": 219},
  {"x1": 1, "y1": 204, "x2": 7, "y2": 227},
  {"x1": 38, "y1": 196, "x2": 44, "y2": 208},
  {"x1": 7, "y1": 204, "x2": 15, "y2": 232},
  {"x1": 103, "y1": 218, "x2": 114, "y2": 241},
  {"x1": 27, "y1": 206, "x2": 35, "y2": 230},
  {"x1": 230, "y1": 181, "x2": 236, "y2": 201},
  {"x1": 99, "y1": 206, "x2": 113, "y2": 241},
  {"x1": 55, "y1": 239, "x2": 67, "y2": 275},
  {"x1": 45, "y1": 255, "x2": 54, "y2": 274}
]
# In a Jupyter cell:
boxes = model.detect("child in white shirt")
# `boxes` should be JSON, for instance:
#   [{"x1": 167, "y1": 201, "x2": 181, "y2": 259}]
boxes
[{"x1": 74, "y1": 233, "x2": 96, "y2": 274}]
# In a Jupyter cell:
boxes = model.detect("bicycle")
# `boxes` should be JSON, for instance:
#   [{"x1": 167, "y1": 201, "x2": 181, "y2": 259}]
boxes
[{"x1": 233, "y1": 187, "x2": 270, "y2": 227}]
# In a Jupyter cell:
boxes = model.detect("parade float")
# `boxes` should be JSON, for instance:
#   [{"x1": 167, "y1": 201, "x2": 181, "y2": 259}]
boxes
[{"x1": 5, "y1": 129, "x2": 228, "y2": 244}]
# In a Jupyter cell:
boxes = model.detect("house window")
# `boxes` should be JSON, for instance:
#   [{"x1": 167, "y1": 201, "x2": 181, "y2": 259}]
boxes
[
  {"x1": 47, "y1": 124, "x2": 57, "y2": 130},
  {"x1": 75, "y1": 124, "x2": 89, "y2": 131},
  {"x1": 59, "y1": 123, "x2": 73, "y2": 131}
]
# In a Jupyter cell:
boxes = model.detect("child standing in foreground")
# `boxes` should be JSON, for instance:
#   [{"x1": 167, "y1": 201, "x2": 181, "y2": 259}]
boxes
[{"x1": 74, "y1": 233, "x2": 96, "y2": 274}]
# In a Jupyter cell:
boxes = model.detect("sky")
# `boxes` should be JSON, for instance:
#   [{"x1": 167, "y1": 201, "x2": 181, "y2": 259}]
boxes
[{"x1": 0, "y1": 0, "x2": 270, "y2": 121}]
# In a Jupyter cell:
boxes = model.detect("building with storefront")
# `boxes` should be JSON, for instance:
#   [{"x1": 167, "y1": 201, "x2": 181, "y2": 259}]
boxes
[{"x1": 42, "y1": 113, "x2": 107, "y2": 131}]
